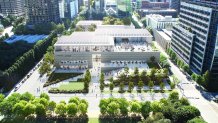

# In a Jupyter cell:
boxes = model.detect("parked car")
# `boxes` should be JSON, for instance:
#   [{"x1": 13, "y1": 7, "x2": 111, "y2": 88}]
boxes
[{"x1": 14, "y1": 87, "x2": 18, "y2": 92}]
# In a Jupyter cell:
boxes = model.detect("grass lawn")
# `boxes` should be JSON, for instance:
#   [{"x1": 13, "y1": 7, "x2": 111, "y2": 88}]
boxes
[
  {"x1": 89, "y1": 118, "x2": 99, "y2": 123},
  {"x1": 58, "y1": 82, "x2": 84, "y2": 91}
]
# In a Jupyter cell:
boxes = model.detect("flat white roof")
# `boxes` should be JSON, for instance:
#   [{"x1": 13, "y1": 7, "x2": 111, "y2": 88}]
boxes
[
  {"x1": 95, "y1": 28, "x2": 153, "y2": 37},
  {"x1": 156, "y1": 30, "x2": 171, "y2": 41},
  {"x1": 76, "y1": 20, "x2": 103, "y2": 26},
  {"x1": 55, "y1": 22, "x2": 153, "y2": 46},
  {"x1": 55, "y1": 32, "x2": 114, "y2": 46}
]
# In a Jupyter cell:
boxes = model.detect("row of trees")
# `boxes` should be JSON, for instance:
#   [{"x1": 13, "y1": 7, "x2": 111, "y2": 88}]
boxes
[
  {"x1": 191, "y1": 71, "x2": 210, "y2": 89},
  {"x1": 13, "y1": 22, "x2": 65, "y2": 35},
  {"x1": 0, "y1": 32, "x2": 57, "y2": 92},
  {"x1": 116, "y1": 67, "x2": 168, "y2": 86},
  {"x1": 39, "y1": 38, "x2": 57, "y2": 76},
  {"x1": 99, "y1": 67, "x2": 173, "y2": 93},
  {"x1": 0, "y1": 93, "x2": 88, "y2": 119},
  {"x1": 159, "y1": 53, "x2": 171, "y2": 69},
  {"x1": 167, "y1": 48, "x2": 191, "y2": 74},
  {"x1": 99, "y1": 91, "x2": 204, "y2": 123},
  {"x1": 167, "y1": 48, "x2": 213, "y2": 90}
]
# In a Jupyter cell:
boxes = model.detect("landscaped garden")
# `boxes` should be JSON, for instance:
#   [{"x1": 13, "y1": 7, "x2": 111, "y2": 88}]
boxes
[
  {"x1": 98, "y1": 91, "x2": 206, "y2": 123},
  {"x1": 48, "y1": 70, "x2": 91, "y2": 94},
  {"x1": 43, "y1": 72, "x2": 82, "y2": 87},
  {"x1": 99, "y1": 67, "x2": 175, "y2": 94}
]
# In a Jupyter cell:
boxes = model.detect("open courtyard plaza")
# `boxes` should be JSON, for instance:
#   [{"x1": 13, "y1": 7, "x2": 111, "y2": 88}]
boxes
[{"x1": 10, "y1": 60, "x2": 170, "y2": 117}]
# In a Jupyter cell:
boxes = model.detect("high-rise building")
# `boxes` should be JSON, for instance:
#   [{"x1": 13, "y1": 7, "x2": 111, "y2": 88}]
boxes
[
  {"x1": 26, "y1": 0, "x2": 60, "y2": 25},
  {"x1": 171, "y1": 0, "x2": 218, "y2": 90},
  {"x1": 0, "y1": 0, "x2": 25, "y2": 17},
  {"x1": 95, "y1": 0, "x2": 105, "y2": 12},
  {"x1": 117, "y1": 0, "x2": 132, "y2": 17},
  {"x1": 170, "y1": 0, "x2": 180, "y2": 14},
  {"x1": 59, "y1": 0, "x2": 79, "y2": 19}
]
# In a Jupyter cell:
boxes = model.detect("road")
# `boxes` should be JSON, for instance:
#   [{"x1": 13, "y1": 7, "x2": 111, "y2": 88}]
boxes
[
  {"x1": 154, "y1": 42, "x2": 218, "y2": 123},
  {"x1": 8, "y1": 59, "x2": 169, "y2": 118}
]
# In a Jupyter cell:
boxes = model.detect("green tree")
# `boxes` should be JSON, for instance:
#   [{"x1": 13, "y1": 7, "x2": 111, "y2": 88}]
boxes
[
  {"x1": 170, "y1": 82, "x2": 176, "y2": 89},
  {"x1": 109, "y1": 82, "x2": 114, "y2": 93},
  {"x1": 24, "y1": 103, "x2": 35, "y2": 116},
  {"x1": 160, "y1": 82, "x2": 165, "y2": 92},
  {"x1": 20, "y1": 92, "x2": 34, "y2": 102},
  {"x1": 138, "y1": 80, "x2": 144, "y2": 92},
  {"x1": 48, "y1": 101, "x2": 56, "y2": 112},
  {"x1": 5, "y1": 33, "x2": 9, "y2": 38},
  {"x1": 107, "y1": 101, "x2": 120, "y2": 116},
  {"x1": 179, "y1": 97, "x2": 190, "y2": 106},
  {"x1": 99, "y1": 72, "x2": 105, "y2": 92},
  {"x1": 119, "y1": 82, "x2": 125, "y2": 93},
  {"x1": 68, "y1": 97, "x2": 80, "y2": 105},
  {"x1": 40, "y1": 93, "x2": 50, "y2": 101},
  {"x1": 0, "y1": 94, "x2": 5, "y2": 103},
  {"x1": 151, "y1": 101, "x2": 162, "y2": 113},
  {"x1": 35, "y1": 103, "x2": 46, "y2": 117},
  {"x1": 55, "y1": 103, "x2": 66, "y2": 116},
  {"x1": 148, "y1": 81, "x2": 154, "y2": 91},
  {"x1": 0, "y1": 100, "x2": 13, "y2": 116},
  {"x1": 117, "y1": 98, "x2": 129, "y2": 115},
  {"x1": 187, "y1": 118, "x2": 206, "y2": 123},
  {"x1": 13, "y1": 102, "x2": 25, "y2": 116},
  {"x1": 150, "y1": 68, "x2": 156, "y2": 81},
  {"x1": 67, "y1": 103, "x2": 78, "y2": 116},
  {"x1": 99, "y1": 99, "x2": 108, "y2": 115},
  {"x1": 168, "y1": 91, "x2": 179, "y2": 103},
  {"x1": 39, "y1": 98, "x2": 49, "y2": 108},
  {"x1": 161, "y1": 105, "x2": 175, "y2": 120},
  {"x1": 133, "y1": 67, "x2": 140, "y2": 83},
  {"x1": 174, "y1": 106, "x2": 201, "y2": 123},
  {"x1": 56, "y1": 24, "x2": 65, "y2": 34},
  {"x1": 202, "y1": 70, "x2": 210, "y2": 88},
  {"x1": 141, "y1": 101, "x2": 151, "y2": 118},
  {"x1": 39, "y1": 61, "x2": 51, "y2": 75},
  {"x1": 78, "y1": 103, "x2": 88, "y2": 115},
  {"x1": 128, "y1": 82, "x2": 134, "y2": 93},
  {"x1": 131, "y1": 101, "x2": 141, "y2": 114}
]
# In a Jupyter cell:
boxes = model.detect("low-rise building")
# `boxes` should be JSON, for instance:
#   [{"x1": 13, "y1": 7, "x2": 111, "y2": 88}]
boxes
[
  {"x1": 146, "y1": 14, "x2": 178, "y2": 29},
  {"x1": 54, "y1": 21, "x2": 160, "y2": 72},
  {"x1": 153, "y1": 29, "x2": 172, "y2": 51}
]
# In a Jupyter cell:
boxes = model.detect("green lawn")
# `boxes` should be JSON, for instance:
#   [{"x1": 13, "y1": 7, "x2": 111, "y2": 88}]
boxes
[{"x1": 58, "y1": 82, "x2": 84, "y2": 91}]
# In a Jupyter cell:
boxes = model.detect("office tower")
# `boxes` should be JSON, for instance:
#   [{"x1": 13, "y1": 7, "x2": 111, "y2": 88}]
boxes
[
  {"x1": 171, "y1": 0, "x2": 218, "y2": 90},
  {"x1": 170, "y1": 0, "x2": 180, "y2": 14},
  {"x1": 95, "y1": 0, "x2": 105, "y2": 12},
  {"x1": 59, "y1": 0, "x2": 79, "y2": 19},
  {"x1": 0, "y1": 0, "x2": 25, "y2": 17},
  {"x1": 26, "y1": 0, "x2": 60, "y2": 25},
  {"x1": 117, "y1": 0, "x2": 132, "y2": 17}
]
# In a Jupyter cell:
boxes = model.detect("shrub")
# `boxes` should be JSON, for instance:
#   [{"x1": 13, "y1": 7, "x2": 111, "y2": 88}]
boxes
[
  {"x1": 141, "y1": 101, "x2": 151, "y2": 118},
  {"x1": 174, "y1": 106, "x2": 201, "y2": 123},
  {"x1": 67, "y1": 103, "x2": 78, "y2": 116},
  {"x1": 40, "y1": 93, "x2": 50, "y2": 100},
  {"x1": 187, "y1": 117, "x2": 206, "y2": 123}
]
